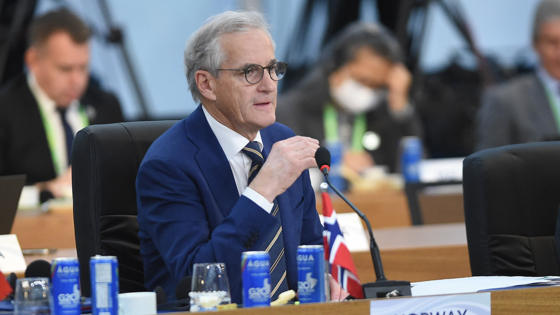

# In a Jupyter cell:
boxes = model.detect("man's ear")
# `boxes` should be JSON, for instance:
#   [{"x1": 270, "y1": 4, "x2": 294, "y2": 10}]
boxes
[
  {"x1": 24, "y1": 47, "x2": 38, "y2": 73},
  {"x1": 196, "y1": 70, "x2": 217, "y2": 101}
]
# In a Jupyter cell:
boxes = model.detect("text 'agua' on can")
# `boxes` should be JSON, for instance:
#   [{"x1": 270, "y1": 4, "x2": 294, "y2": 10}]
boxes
[
  {"x1": 90, "y1": 255, "x2": 119, "y2": 315},
  {"x1": 241, "y1": 251, "x2": 271, "y2": 308},
  {"x1": 51, "y1": 257, "x2": 81, "y2": 315},
  {"x1": 297, "y1": 245, "x2": 326, "y2": 304}
]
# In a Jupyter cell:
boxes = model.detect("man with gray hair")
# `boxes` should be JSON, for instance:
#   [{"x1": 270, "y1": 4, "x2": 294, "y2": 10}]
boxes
[
  {"x1": 136, "y1": 11, "x2": 347, "y2": 304},
  {"x1": 476, "y1": 0, "x2": 560, "y2": 150}
]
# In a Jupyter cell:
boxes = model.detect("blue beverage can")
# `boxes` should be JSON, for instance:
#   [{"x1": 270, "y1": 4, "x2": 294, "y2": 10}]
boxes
[
  {"x1": 297, "y1": 245, "x2": 326, "y2": 304},
  {"x1": 51, "y1": 258, "x2": 81, "y2": 315},
  {"x1": 400, "y1": 136, "x2": 422, "y2": 182},
  {"x1": 90, "y1": 255, "x2": 119, "y2": 315},
  {"x1": 241, "y1": 251, "x2": 271, "y2": 308}
]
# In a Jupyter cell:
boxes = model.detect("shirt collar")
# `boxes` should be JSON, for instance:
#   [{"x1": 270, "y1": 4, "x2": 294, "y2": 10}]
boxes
[
  {"x1": 27, "y1": 72, "x2": 80, "y2": 114},
  {"x1": 202, "y1": 105, "x2": 263, "y2": 161},
  {"x1": 537, "y1": 64, "x2": 560, "y2": 94},
  {"x1": 27, "y1": 73, "x2": 56, "y2": 113}
]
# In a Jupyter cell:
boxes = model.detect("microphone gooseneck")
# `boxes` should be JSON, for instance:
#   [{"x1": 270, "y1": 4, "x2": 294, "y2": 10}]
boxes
[{"x1": 315, "y1": 146, "x2": 411, "y2": 298}]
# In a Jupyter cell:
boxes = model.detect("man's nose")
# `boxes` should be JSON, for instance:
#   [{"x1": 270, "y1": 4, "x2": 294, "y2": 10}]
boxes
[{"x1": 257, "y1": 69, "x2": 277, "y2": 92}]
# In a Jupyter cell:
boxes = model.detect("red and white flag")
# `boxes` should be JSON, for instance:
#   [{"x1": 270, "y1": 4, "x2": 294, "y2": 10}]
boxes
[
  {"x1": 322, "y1": 188, "x2": 364, "y2": 299},
  {"x1": 0, "y1": 268, "x2": 12, "y2": 300}
]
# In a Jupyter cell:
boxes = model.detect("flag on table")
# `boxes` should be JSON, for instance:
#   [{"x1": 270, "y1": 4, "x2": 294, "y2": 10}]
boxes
[
  {"x1": 0, "y1": 268, "x2": 12, "y2": 300},
  {"x1": 321, "y1": 186, "x2": 364, "y2": 299}
]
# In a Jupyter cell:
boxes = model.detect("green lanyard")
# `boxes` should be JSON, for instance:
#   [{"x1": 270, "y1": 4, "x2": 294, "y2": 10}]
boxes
[
  {"x1": 543, "y1": 84, "x2": 560, "y2": 132},
  {"x1": 37, "y1": 104, "x2": 90, "y2": 175},
  {"x1": 323, "y1": 103, "x2": 367, "y2": 151}
]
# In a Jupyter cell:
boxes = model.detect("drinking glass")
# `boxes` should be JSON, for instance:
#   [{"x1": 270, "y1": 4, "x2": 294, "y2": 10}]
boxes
[
  {"x1": 14, "y1": 277, "x2": 52, "y2": 315},
  {"x1": 189, "y1": 263, "x2": 231, "y2": 311}
]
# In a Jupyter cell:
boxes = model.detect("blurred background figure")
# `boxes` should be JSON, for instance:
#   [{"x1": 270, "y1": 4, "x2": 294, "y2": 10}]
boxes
[
  {"x1": 0, "y1": 0, "x2": 549, "y2": 185},
  {"x1": 0, "y1": 8, "x2": 124, "y2": 198},
  {"x1": 277, "y1": 22, "x2": 422, "y2": 173},
  {"x1": 475, "y1": 0, "x2": 560, "y2": 151}
]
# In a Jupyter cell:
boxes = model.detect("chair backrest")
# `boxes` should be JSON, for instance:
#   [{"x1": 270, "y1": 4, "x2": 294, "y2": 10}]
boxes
[
  {"x1": 463, "y1": 142, "x2": 560, "y2": 277},
  {"x1": 72, "y1": 120, "x2": 178, "y2": 297}
]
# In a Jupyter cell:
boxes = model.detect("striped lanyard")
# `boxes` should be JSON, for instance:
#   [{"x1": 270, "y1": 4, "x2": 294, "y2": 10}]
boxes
[
  {"x1": 323, "y1": 103, "x2": 367, "y2": 151},
  {"x1": 37, "y1": 104, "x2": 89, "y2": 175}
]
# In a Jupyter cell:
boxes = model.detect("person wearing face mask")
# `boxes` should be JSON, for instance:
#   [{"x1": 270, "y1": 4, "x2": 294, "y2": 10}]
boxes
[{"x1": 277, "y1": 22, "x2": 422, "y2": 173}]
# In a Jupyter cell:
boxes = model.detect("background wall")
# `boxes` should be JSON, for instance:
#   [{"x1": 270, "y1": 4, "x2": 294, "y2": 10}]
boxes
[{"x1": 35, "y1": 0, "x2": 544, "y2": 120}]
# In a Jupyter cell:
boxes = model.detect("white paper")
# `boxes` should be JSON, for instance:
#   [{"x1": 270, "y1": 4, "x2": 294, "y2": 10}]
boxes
[
  {"x1": 411, "y1": 276, "x2": 551, "y2": 296},
  {"x1": 0, "y1": 234, "x2": 27, "y2": 273},
  {"x1": 319, "y1": 212, "x2": 369, "y2": 252},
  {"x1": 419, "y1": 157, "x2": 464, "y2": 183}
]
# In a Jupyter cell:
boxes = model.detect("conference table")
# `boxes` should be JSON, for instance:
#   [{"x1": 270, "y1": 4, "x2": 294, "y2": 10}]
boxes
[
  {"x1": 8, "y1": 190, "x2": 560, "y2": 314},
  {"x1": 10, "y1": 189, "x2": 471, "y2": 283}
]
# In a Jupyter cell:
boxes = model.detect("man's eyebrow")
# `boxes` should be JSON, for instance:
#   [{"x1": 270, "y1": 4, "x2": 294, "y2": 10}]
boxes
[{"x1": 241, "y1": 59, "x2": 277, "y2": 68}]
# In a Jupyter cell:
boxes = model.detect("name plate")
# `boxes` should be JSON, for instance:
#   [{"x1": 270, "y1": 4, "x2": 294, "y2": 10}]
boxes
[
  {"x1": 0, "y1": 234, "x2": 27, "y2": 274},
  {"x1": 370, "y1": 292, "x2": 490, "y2": 315}
]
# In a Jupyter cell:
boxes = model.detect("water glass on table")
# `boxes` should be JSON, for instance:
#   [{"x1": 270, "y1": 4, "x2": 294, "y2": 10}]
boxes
[
  {"x1": 14, "y1": 277, "x2": 52, "y2": 315},
  {"x1": 189, "y1": 262, "x2": 231, "y2": 312}
]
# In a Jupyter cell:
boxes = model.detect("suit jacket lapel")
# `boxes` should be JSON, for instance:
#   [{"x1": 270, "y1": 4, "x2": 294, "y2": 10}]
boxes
[
  {"x1": 186, "y1": 106, "x2": 239, "y2": 217},
  {"x1": 532, "y1": 73, "x2": 560, "y2": 134}
]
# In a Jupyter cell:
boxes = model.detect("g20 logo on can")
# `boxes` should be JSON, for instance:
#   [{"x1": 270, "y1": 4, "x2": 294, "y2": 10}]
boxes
[
  {"x1": 298, "y1": 272, "x2": 318, "y2": 293},
  {"x1": 248, "y1": 278, "x2": 271, "y2": 300},
  {"x1": 58, "y1": 284, "x2": 80, "y2": 305}
]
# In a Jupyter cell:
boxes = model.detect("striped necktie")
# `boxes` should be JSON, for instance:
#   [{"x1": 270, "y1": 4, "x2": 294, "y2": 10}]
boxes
[{"x1": 241, "y1": 141, "x2": 289, "y2": 300}]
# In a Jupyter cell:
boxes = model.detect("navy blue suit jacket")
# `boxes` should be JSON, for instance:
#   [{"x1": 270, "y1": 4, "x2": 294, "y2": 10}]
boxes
[{"x1": 136, "y1": 105, "x2": 323, "y2": 303}]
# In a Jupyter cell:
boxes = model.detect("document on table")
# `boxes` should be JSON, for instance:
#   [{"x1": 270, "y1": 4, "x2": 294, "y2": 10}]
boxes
[{"x1": 412, "y1": 276, "x2": 559, "y2": 296}]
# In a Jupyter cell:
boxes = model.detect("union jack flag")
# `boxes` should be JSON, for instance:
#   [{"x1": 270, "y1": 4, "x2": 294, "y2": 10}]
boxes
[{"x1": 321, "y1": 186, "x2": 364, "y2": 299}]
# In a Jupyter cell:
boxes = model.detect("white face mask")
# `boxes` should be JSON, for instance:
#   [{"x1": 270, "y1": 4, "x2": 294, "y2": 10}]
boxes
[{"x1": 331, "y1": 78, "x2": 384, "y2": 114}]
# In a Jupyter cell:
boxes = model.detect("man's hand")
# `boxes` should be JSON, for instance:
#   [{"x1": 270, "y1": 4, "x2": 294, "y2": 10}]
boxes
[
  {"x1": 329, "y1": 274, "x2": 350, "y2": 301},
  {"x1": 35, "y1": 167, "x2": 72, "y2": 198},
  {"x1": 386, "y1": 63, "x2": 412, "y2": 113},
  {"x1": 249, "y1": 136, "x2": 319, "y2": 203}
]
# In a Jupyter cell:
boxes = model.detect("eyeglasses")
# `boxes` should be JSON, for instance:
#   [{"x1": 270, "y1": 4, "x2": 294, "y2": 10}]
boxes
[{"x1": 217, "y1": 62, "x2": 288, "y2": 84}]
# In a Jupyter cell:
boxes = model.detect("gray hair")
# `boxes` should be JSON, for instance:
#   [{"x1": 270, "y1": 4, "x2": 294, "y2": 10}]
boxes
[
  {"x1": 184, "y1": 11, "x2": 275, "y2": 103},
  {"x1": 533, "y1": 0, "x2": 560, "y2": 42}
]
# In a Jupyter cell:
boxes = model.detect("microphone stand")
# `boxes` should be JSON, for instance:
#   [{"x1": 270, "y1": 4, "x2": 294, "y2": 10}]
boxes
[{"x1": 322, "y1": 170, "x2": 411, "y2": 299}]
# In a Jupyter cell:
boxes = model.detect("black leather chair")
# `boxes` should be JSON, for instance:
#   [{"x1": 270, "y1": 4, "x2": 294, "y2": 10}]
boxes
[
  {"x1": 463, "y1": 142, "x2": 560, "y2": 277},
  {"x1": 72, "y1": 120, "x2": 178, "y2": 297}
]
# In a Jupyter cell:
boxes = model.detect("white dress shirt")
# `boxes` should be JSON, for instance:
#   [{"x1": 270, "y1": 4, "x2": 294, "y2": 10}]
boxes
[
  {"x1": 202, "y1": 106, "x2": 274, "y2": 213},
  {"x1": 27, "y1": 73, "x2": 88, "y2": 175}
]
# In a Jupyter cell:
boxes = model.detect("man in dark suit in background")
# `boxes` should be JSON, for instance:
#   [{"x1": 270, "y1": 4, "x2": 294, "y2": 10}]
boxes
[
  {"x1": 0, "y1": 9, "x2": 124, "y2": 197},
  {"x1": 476, "y1": 0, "x2": 560, "y2": 151},
  {"x1": 277, "y1": 23, "x2": 422, "y2": 173},
  {"x1": 136, "y1": 11, "x2": 347, "y2": 303}
]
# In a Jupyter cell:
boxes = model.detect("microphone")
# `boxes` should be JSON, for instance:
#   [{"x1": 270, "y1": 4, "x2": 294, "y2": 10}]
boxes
[
  {"x1": 314, "y1": 147, "x2": 411, "y2": 299},
  {"x1": 157, "y1": 276, "x2": 192, "y2": 312},
  {"x1": 154, "y1": 286, "x2": 167, "y2": 305},
  {"x1": 3, "y1": 272, "x2": 17, "y2": 300},
  {"x1": 7, "y1": 273, "x2": 17, "y2": 291},
  {"x1": 175, "y1": 276, "x2": 192, "y2": 301},
  {"x1": 25, "y1": 260, "x2": 52, "y2": 278}
]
